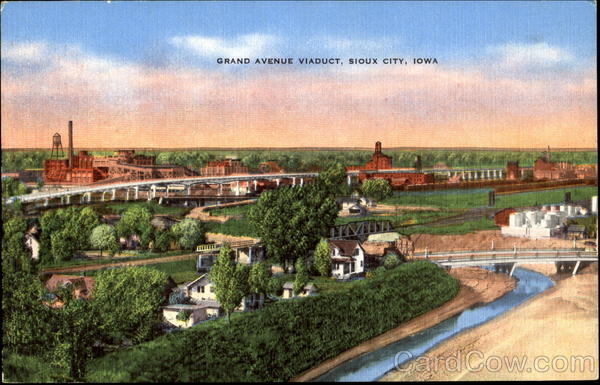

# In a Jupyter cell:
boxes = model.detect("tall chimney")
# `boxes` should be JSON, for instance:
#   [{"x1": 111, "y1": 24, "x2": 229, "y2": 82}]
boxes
[{"x1": 68, "y1": 120, "x2": 73, "y2": 170}]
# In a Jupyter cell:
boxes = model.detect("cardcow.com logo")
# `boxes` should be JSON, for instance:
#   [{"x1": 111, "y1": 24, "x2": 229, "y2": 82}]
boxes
[{"x1": 394, "y1": 351, "x2": 597, "y2": 374}]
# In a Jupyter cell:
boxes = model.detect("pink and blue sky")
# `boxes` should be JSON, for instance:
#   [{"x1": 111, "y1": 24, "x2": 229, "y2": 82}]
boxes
[{"x1": 1, "y1": 1, "x2": 596, "y2": 149}]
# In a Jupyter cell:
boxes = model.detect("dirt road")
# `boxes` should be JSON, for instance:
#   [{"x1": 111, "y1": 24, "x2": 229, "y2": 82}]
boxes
[{"x1": 42, "y1": 253, "x2": 197, "y2": 274}]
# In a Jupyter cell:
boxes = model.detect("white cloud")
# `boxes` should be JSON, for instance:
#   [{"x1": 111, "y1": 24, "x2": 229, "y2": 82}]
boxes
[
  {"x1": 2, "y1": 41, "x2": 48, "y2": 63},
  {"x1": 170, "y1": 33, "x2": 279, "y2": 58},
  {"x1": 487, "y1": 42, "x2": 574, "y2": 68}
]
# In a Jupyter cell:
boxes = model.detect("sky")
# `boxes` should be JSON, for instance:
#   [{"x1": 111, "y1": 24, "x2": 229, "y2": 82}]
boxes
[{"x1": 1, "y1": 1, "x2": 597, "y2": 149}]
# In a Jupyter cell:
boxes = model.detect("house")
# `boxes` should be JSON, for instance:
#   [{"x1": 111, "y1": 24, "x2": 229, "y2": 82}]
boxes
[
  {"x1": 184, "y1": 274, "x2": 263, "y2": 312},
  {"x1": 43, "y1": 274, "x2": 96, "y2": 308},
  {"x1": 162, "y1": 302, "x2": 221, "y2": 328},
  {"x1": 282, "y1": 282, "x2": 318, "y2": 299},
  {"x1": 328, "y1": 240, "x2": 365, "y2": 280},
  {"x1": 567, "y1": 225, "x2": 586, "y2": 240}
]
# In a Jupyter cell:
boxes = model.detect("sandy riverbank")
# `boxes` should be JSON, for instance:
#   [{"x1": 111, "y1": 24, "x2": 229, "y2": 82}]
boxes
[
  {"x1": 381, "y1": 263, "x2": 598, "y2": 381},
  {"x1": 292, "y1": 267, "x2": 515, "y2": 382}
]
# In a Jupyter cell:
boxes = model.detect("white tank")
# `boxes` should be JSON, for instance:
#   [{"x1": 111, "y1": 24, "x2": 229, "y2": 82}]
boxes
[
  {"x1": 509, "y1": 213, "x2": 517, "y2": 227},
  {"x1": 544, "y1": 213, "x2": 558, "y2": 228},
  {"x1": 539, "y1": 219, "x2": 549, "y2": 228},
  {"x1": 559, "y1": 205, "x2": 566, "y2": 212},
  {"x1": 592, "y1": 196, "x2": 598, "y2": 213},
  {"x1": 525, "y1": 211, "x2": 538, "y2": 226}
]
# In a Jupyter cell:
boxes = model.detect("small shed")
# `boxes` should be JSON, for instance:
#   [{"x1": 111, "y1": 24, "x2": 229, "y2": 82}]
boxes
[{"x1": 567, "y1": 225, "x2": 586, "y2": 240}]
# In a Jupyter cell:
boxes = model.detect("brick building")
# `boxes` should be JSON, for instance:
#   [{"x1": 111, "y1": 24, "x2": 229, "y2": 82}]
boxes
[{"x1": 200, "y1": 159, "x2": 248, "y2": 176}]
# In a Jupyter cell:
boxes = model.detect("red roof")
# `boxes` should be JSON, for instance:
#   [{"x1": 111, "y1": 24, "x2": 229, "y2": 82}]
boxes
[
  {"x1": 45, "y1": 274, "x2": 95, "y2": 300},
  {"x1": 328, "y1": 240, "x2": 361, "y2": 256}
]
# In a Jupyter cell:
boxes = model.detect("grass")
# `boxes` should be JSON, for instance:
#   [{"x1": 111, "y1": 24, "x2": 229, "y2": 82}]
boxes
[
  {"x1": 398, "y1": 217, "x2": 498, "y2": 235},
  {"x1": 80, "y1": 258, "x2": 199, "y2": 284},
  {"x1": 335, "y1": 210, "x2": 463, "y2": 227},
  {"x1": 495, "y1": 186, "x2": 598, "y2": 209},
  {"x1": 382, "y1": 186, "x2": 597, "y2": 211},
  {"x1": 204, "y1": 219, "x2": 259, "y2": 237}
]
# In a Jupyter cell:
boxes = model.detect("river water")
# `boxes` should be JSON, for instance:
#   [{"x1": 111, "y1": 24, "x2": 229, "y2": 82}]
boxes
[{"x1": 315, "y1": 267, "x2": 554, "y2": 382}]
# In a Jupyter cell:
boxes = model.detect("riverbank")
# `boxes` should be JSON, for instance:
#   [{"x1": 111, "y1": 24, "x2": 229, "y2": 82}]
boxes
[
  {"x1": 292, "y1": 267, "x2": 515, "y2": 382},
  {"x1": 381, "y1": 262, "x2": 598, "y2": 381}
]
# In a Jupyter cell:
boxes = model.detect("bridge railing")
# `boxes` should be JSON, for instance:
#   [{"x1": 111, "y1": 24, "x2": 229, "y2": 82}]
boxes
[{"x1": 414, "y1": 248, "x2": 588, "y2": 257}]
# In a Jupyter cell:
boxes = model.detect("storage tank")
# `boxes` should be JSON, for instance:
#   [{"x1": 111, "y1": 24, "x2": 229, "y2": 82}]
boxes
[
  {"x1": 539, "y1": 219, "x2": 549, "y2": 228},
  {"x1": 525, "y1": 211, "x2": 538, "y2": 226},
  {"x1": 592, "y1": 196, "x2": 598, "y2": 213},
  {"x1": 544, "y1": 213, "x2": 559, "y2": 228},
  {"x1": 559, "y1": 205, "x2": 566, "y2": 212},
  {"x1": 509, "y1": 213, "x2": 517, "y2": 227}
]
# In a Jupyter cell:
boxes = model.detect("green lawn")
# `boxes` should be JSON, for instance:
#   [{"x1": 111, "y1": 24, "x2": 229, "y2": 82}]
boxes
[
  {"x1": 204, "y1": 219, "x2": 259, "y2": 237},
  {"x1": 383, "y1": 186, "x2": 597, "y2": 211},
  {"x1": 398, "y1": 217, "x2": 498, "y2": 235},
  {"x1": 335, "y1": 209, "x2": 463, "y2": 227},
  {"x1": 80, "y1": 258, "x2": 199, "y2": 285}
]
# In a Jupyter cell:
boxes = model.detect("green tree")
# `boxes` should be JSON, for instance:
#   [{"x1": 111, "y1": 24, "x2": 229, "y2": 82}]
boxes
[
  {"x1": 2, "y1": 177, "x2": 28, "y2": 198},
  {"x1": 2, "y1": 216, "x2": 32, "y2": 274},
  {"x1": 383, "y1": 253, "x2": 400, "y2": 270},
  {"x1": 171, "y1": 218, "x2": 204, "y2": 250},
  {"x1": 293, "y1": 259, "x2": 309, "y2": 295},
  {"x1": 248, "y1": 261, "x2": 271, "y2": 297},
  {"x1": 92, "y1": 267, "x2": 169, "y2": 344},
  {"x1": 176, "y1": 310, "x2": 191, "y2": 322},
  {"x1": 249, "y1": 164, "x2": 340, "y2": 267},
  {"x1": 89, "y1": 224, "x2": 119, "y2": 257},
  {"x1": 209, "y1": 244, "x2": 247, "y2": 323},
  {"x1": 313, "y1": 238, "x2": 331, "y2": 277},
  {"x1": 153, "y1": 230, "x2": 175, "y2": 252},
  {"x1": 361, "y1": 179, "x2": 393, "y2": 202},
  {"x1": 115, "y1": 206, "x2": 153, "y2": 249},
  {"x1": 50, "y1": 291, "x2": 98, "y2": 380},
  {"x1": 50, "y1": 230, "x2": 76, "y2": 262}
]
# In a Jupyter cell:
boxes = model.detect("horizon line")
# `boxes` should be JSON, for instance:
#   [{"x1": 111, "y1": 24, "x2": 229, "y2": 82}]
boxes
[{"x1": 1, "y1": 146, "x2": 597, "y2": 152}]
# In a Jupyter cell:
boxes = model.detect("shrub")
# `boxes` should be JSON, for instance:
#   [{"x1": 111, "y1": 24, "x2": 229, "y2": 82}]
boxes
[{"x1": 86, "y1": 261, "x2": 459, "y2": 382}]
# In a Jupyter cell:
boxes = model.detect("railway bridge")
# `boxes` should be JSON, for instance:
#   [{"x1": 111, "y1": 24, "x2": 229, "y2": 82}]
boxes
[{"x1": 415, "y1": 248, "x2": 598, "y2": 276}]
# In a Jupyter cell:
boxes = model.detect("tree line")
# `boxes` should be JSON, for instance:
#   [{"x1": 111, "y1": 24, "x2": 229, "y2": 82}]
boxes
[{"x1": 3, "y1": 149, "x2": 596, "y2": 172}]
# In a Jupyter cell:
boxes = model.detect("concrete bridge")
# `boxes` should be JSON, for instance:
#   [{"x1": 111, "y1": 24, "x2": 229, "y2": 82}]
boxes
[
  {"x1": 4, "y1": 166, "x2": 516, "y2": 206},
  {"x1": 415, "y1": 248, "x2": 598, "y2": 276}
]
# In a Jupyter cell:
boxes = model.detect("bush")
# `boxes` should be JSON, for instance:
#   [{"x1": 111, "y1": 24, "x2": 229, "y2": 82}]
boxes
[
  {"x1": 383, "y1": 253, "x2": 401, "y2": 270},
  {"x1": 86, "y1": 261, "x2": 459, "y2": 382}
]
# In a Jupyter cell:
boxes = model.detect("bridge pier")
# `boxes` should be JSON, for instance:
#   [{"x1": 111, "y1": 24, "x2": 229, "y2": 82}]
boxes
[
  {"x1": 572, "y1": 260, "x2": 581, "y2": 276},
  {"x1": 66, "y1": 195, "x2": 70, "y2": 204},
  {"x1": 44, "y1": 198, "x2": 49, "y2": 207},
  {"x1": 253, "y1": 180, "x2": 258, "y2": 190},
  {"x1": 111, "y1": 189, "x2": 116, "y2": 201},
  {"x1": 101, "y1": 191, "x2": 106, "y2": 202},
  {"x1": 126, "y1": 189, "x2": 130, "y2": 201},
  {"x1": 300, "y1": 178, "x2": 304, "y2": 187},
  {"x1": 275, "y1": 179, "x2": 280, "y2": 187},
  {"x1": 292, "y1": 177, "x2": 296, "y2": 187},
  {"x1": 135, "y1": 187, "x2": 139, "y2": 200}
]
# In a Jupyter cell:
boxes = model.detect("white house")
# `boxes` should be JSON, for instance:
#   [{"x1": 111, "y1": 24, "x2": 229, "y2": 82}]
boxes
[
  {"x1": 282, "y1": 282, "x2": 318, "y2": 299},
  {"x1": 184, "y1": 274, "x2": 263, "y2": 312},
  {"x1": 162, "y1": 303, "x2": 221, "y2": 328},
  {"x1": 328, "y1": 240, "x2": 365, "y2": 280}
]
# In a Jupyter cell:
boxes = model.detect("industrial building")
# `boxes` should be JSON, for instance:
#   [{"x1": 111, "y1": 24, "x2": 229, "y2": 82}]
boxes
[
  {"x1": 347, "y1": 142, "x2": 434, "y2": 188},
  {"x1": 43, "y1": 121, "x2": 196, "y2": 185},
  {"x1": 500, "y1": 202, "x2": 592, "y2": 239},
  {"x1": 199, "y1": 158, "x2": 248, "y2": 176}
]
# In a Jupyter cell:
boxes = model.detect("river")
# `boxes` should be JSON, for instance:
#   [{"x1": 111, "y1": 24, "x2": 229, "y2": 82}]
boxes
[{"x1": 315, "y1": 267, "x2": 554, "y2": 382}]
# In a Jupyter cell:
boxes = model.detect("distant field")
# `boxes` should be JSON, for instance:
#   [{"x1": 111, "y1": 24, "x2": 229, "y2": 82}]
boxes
[
  {"x1": 383, "y1": 186, "x2": 597, "y2": 210},
  {"x1": 398, "y1": 217, "x2": 498, "y2": 236}
]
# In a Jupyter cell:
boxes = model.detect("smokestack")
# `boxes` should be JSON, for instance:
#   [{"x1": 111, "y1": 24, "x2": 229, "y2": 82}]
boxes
[{"x1": 68, "y1": 120, "x2": 73, "y2": 170}]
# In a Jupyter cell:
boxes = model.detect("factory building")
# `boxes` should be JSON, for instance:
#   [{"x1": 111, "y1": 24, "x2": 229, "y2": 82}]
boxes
[
  {"x1": 200, "y1": 159, "x2": 248, "y2": 176},
  {"x1": 533, "y1": 147, "x2": 578, "y2": 180},
  {"x1": 43, "y1": 121, "x2": 196, "y2": 185},
  {"x1": 346, "y1": 142, "x2": 434, "y2": 188},
  {"x1": 501, "y1": 203, "x2": 590, "y2": 239}
]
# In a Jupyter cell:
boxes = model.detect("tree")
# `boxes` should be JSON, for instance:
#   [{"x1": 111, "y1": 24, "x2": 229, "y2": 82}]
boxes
[
  {"x1": 313, "y1": 238, "x2": 331, "y2": 277},
  {"x1": 153, "y1": 230, "x2": 175, "y2": 252},
  {"x1": 171, "y1": 218, "x2": 204, "y2": 250},
  {"x1": 209, "y1": 244, "x2": 247, "y2": 323},
  {"x1": 50, "y1": 231, "x2": 75, "y2": 262},
  {"x1": 361, "y1": 179, "x2": 392, "y2": 202},
  {"x1": 2, "y1": 216, "x2": 32, "y2": 274},
  {"x1": 115, "y1": 206, "x2": 153, "y2": 249},
  {"x1": 89, "y1": 224, "x2": 119, "y2": 257},
  {"x1": 2, "y1": 177, "x2": 27, "y2": 198},
  {"x1": 50, "y1": 290, "x2": 98, "y2": 380},
  {"x1": 249, "y1": 164, "x2": 341, "y2": 267},
  {"x1": 248, "y1": 262, "x2": 271, "y2": 297},
  {"x1": 383, "y1": 253, "x2": 401, "y2": 270},
  {"x1": 293, "y1": 259, "x2": 309, "y2": 295},
  {"x1": 92, "y1": 267, "x2": 169, "y2": 344}
]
